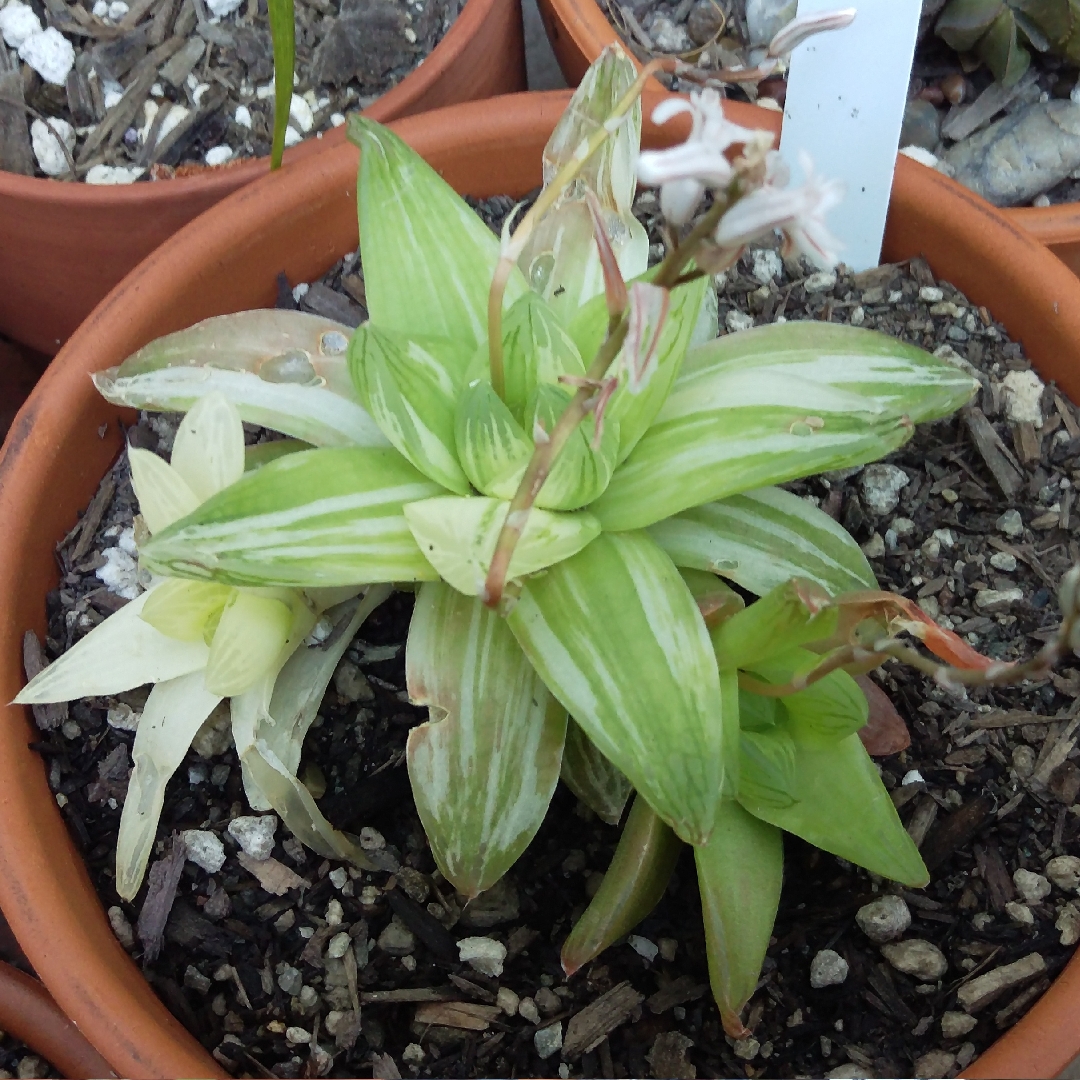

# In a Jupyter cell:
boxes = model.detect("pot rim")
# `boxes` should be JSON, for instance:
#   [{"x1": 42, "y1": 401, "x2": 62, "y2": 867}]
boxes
[
  {"x1": 0, "y1": 0, "x2": 502, "y2": 206},
  {"x1": 1, "y1": 88, "x2": 1080, "y2": 1079}
]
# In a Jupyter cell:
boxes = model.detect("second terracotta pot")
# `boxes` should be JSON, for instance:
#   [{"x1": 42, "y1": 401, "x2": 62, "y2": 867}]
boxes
[
  {"x1": 0, "y1": 0, "x2": 526, "y2": 357},
  {"x1": 1, "y1": 90, "x2": 1080, "y2": 1079}
]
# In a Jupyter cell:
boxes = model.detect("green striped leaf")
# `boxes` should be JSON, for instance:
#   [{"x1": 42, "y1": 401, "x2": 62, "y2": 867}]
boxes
[
  {"x1": 738, "y1": 728, "x2": 796, "y2": 809},
  {"x1": 507, "y1": 531, "x2": 731, "y2": 845},
  {"x1": 350, "y1": 117, "x2": 527, "y2": 349},
  {"x1": 93, "y1": 311, "x2": 387, "y2": 448},
  {"x1": 696, "y1": 800, "x2": 783, "y2": 1038},
  {"x1": 454, "y1": 378, "x2": 532, "y2": 499},
  {"x1": 592, "y1": 322, "x2": 978, "y2": 531},
  {"x1": 140, "y1": 447, "x2": 443, "y2": 587},
  {"x1": 739, "y1": 726, "x2": 928, "y2": 886},
  {"x1": 649, "y1": 486, "x2": 876, "y2": 598},
  {"x1": 569, "y1": 274, "x2": 709, "y2": 462},
  {"x1": 561, "y1": 795, "x2": 680, "y2": 976},
  {"x1": 349, "y1": 324, "x2": 471, "y2": 493},
  {"x1": 560, "y1": 719, "x2": 632, "y2": 825},
  {"x1": 406, "y1": 581, "x2": 567, "y2": 897},
  {"x1": 402, "y1": 496, "x2": 600, "y2": 598}
]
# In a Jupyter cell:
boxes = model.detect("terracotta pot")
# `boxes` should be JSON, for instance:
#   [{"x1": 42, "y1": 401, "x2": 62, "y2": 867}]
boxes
[
  {"x1": 0, "y1": 0, "x2": 526, "y2": 357},
  {"x1": 1, "y1": 89, "x2": 1079, "y2": 1079},
  {"x1": 1008, "y1": 204, "x2": 1080, "y2": 281}
]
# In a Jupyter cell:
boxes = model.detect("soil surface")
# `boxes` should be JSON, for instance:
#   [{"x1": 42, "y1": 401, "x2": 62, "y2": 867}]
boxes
[
  {"x1": 0, "y1": 0, "x2": 459, "y2": 182},
  {"x1": 21, "y1": 195, "x2": 1080, "y2": 1079}
]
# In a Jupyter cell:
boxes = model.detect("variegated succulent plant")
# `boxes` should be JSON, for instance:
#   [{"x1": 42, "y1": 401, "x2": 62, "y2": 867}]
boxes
[
  {"x1": 17, "y1": 42, "x2": 1080, "y2": 1038},
  {"x1": 936, "y1": 0, "x2": 1080, "y2": 86}
]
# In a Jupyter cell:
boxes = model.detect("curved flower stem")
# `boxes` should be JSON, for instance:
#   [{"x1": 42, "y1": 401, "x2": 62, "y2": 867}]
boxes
[
  {"x1": 483, "y1": 197, "x2": 732, "y2": 608},
  {"x1": 486, "y1": 59, "x2": 664, "y2": 400}
]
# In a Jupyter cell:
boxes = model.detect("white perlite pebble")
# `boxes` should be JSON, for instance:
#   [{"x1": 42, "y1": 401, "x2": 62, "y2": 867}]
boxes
[
  {"x1": 1046, "y1": 856, "x2": 1080, "y2": 892},
  {"x1": 284, "y1": 125, "x2": 302, "y2": 147},
  {"x1": 19, "y1": 27, "x2": 75, "y2": 84},
  {"x1": 974, "y1": 587, "x2": 1024, "y2": 613},
  {"x1": 751, "y1": 248, "x2": 782, "y2": 283},
  {"x1": 457, "y1": 936, "x2": 507, "y2": 977},
  {"x1": 733, "y1": 1037, "x2": 760, "y2": 1061},
  {"x1": 402, "y1": 1043, "x2": 425, "y2": 1065},
  {"x1": 205, "y1": 145, "x2": 233, "y2": 166},
  {"x1": 918, "y1": 286, "x2": 944, "y2": 303},
  {"x1": 85, "y1": 163, "x2": 144, "y2": 184},
  {"x1": 1013, "y1": 868, "x2": 1051, "y2": 904},
  {"x1": 108, "y1": 905, "x2": 135, "y2": 948},
  {"x1": 182, "y1": 829, "x2": 226, "y2": 873},
  {"x1": 92, "y1": 0, "x2": 108, "y2": 14},
  {"x1": 227, "y1": 814, "x2": 278, "y2": 859},
  {"x1": 628, "y1": 935, "x2": 658, "y2": 961},
  {"x1": 725, "y1": 309, "x2": 754, "y2": 333},
  {"x1": 30, "y1": 117, "x2": 74, "y2": 177},
  {"x1": 1056, "y1": 902, "x2": 1080, "y2": 946},
  {"x1": 497, "y1": 986, "x2": 519, "y2": 1016},
  {"x1": 95, "y1": 544, "x2": 141, "y2": 598},
  {"x1": 880, "y1": 939, "x2": 948, "y2": 981},
  {"x1": 518, "y1": 997, "x2": 541, "y2": 1024},
  {"x1": 207, "y1": 0, "x2": 243, "y2": 13},
  {"x1": 941, "y1": 1010, "x2": 977, "y2": 1039},
  {"x1": 107, "y1": 0, "x2": 128, "y2": 19},
  {"x1": 990, "y1": 551, "x2": 1017, "y2": 572},
  {"x1": 996, "y1": 509, "x2": 1023, "y2": 537},
  {"x1": 1001, "y1": 369, "x2": 1045, "y2": 427},
  {"x1": 0, "y1": 1, "x2": 41, "y2": 48},
  {"x1": 289, "y1": 93, "x2": 314, "y2": 133},
  {"x1": 914, "y1": 1050, "x2": 956, "y2": 1079},
  {"x1": 285, "y1": 1026, "x2": 311, "y2": 1045},
  {"x1": 1005, "y1": 901, "x2": 1035, "y2": 927},
  {"x1": 326, "y1": 931, "x2": 352, "y2": 959},
  {"x1": 803, "y1": 270, "x2": 837, "y2": 294},
  {"x1": 234, "y1": 104, "x2": 252, "y2": 128},
  {"x1": 860, "y1": 464, "x2": 909, "y2": 516},
  {"x1": 533, "y1": 1022, "x2": 562, "y2": 1060},
  {"x1": 330, "y1": 112, "x2": 346, "y2": 127},
  {"x1": 329, "y1": 866, "x2": 348, "y2": 888},
  {"x1": 855, "y1": 895, "x2": 911, "y2": 944},
  {"x1": 809, "y1": 949, "x2": 849, "y2": 988}
]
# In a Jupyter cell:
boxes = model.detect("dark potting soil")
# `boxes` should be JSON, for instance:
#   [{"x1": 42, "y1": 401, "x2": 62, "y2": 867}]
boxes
[
  {"x1": 22, "y1": 193, "x2": 1080, "y2": 1079},
  {"x1": 0, "y1": 0, "x2": 459, "y2": 183}
]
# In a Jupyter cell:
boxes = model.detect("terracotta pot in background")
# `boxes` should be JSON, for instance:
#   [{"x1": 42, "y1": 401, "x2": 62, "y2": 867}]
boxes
[
  {"x1": 0, "y1": 0, "x2": 526, "y2": 357},
  {"x1": 1, "y1": 90, "x2": 1079, "y2": 1078}
]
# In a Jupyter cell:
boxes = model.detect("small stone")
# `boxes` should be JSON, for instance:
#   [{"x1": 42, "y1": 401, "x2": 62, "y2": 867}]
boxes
[
  {"x1": 358, "y1": 827, "x2": 385, "y2": 851},
  {"x1": 658, "y1": 937, "x2": 678, "y2": 961},
  {"x1": 234, "y1": 104, "x2": 252, "y2": 127},
  {"x1": 956, "y1": 953, "x2": 1045, "y2": 1012},
  {"x1": 745, "y1": 0, "x2": 797, "y2": 46},
  {"x1": 402, "y1": 1043, "x2": 424, "y2": 1065},
  {"x1": 647, "y1": 1031, "x2": 696, "y2": 1080},
  {"x1": 107, "y1": 703, "x2": 140, "y2": 731},
  {"x1": 329, "y1": 866, "x2": 349, "y2": 888},
  {"x1": 803, "y1": 270, "x2": 837, "y2": 294},
  {"x1": 497, "y1": 986, "x2": 519, "y2": 1016},
  {"x1": 880, "y1": 939, "x2": 948, "y2": 981},
  {"x1": 1005, "y1": 901, "x2": 1036, "y2": 930},
  {"x1": 285, "y1": 1026, "x2": 311, "y2": 1045},
  {"x1": 325, "y1": 898, "x2": 344, "y2": 927},
  {"x1": 1013, "y1": 868, "x2": 1051, "y2": 904},
  {"x1": 518, "y1": 997, "x2": 541, "y2": 1024},
  {"x1": 289, "y1": 93, "x2": 314, "y2": 133},
  {"x1": 284, "y1": 125, "x2": 302, "y2": 147},
  {"x1": 725, "y1": 309, "x2": 754, "y2": 333},
  {"x1": 914, "y1": 1050, "x2": 956, "y2": 1079},
  {"x1": 84, "y1": 164, "x2": 144, "y2": 184},
  {"x1": 974, "y1": 588, "x2": 1024, "y2": 613},
  {"x1": 941, "y1": 1010, "x2": 977, "y2": 1039},
  {"x1": 1001, "y1": 369, "x2": 1045, "y2": 427},
  {"x1": 207, "y1": 0, "x2": 243, "y2": 14},
  {"x1": 891, "y1": 516, "x2": 916, "y2": 538},
  {"x1": 1056, "y1": 902, "x2": 1080, "y2": 946},
  {"x1": 30, "y1": 118, "x2": 74, "y2": 177},
  {"x1": 825, "y1": 1067, "x2": 867, "y2": 1080},
  {"x1": 861, "y1": 532, "x2": 886, "y2": 559},
  {"x1": 108, "y1": 905, "x2": 135, "y2": 949},
  {"x1": 900, "y1": 98, "x2": 942, "y2": 152},
  {"x1": 205, "y1": 145, "x2": 233, "y2": 166},
  {"x1": 861, "y1": 464, "x2": 910, "y2": 516},
  {"x1": 1046, "y1": 855, "x2": 1080, "y2": 891},
  {"x1": 192, "y1": 703, "x2": 232, "y2": 758},
  {"x1": 919, "y1": 286, "x2": 944, "y2": 303},
  {"x1": 334, "y1": 660, "x2": 374, "y2": 702},
  {"x1": 534, "y1": 1022, "x2": 563, "y2": 1059},
  {"x1": 751, "y1": 248, "x2": 782, "y2": 284},
  {"x1": 649, "y1": 14, "x2": 691, "y2": 52},
  {"x1": 628, "y1": 934, "x2": 658, "y2": 961},
  {"x1": 107, "y1": 0, "x2": 128, "y2": 18},
  {"x1": 990, "y1": 551, "x2": 1017, "y2": 572},
  {"x1": 182, "y1": 830, "x2": 226, "y2": 873},
  {"x1": 855, "y1": 895, "x2": 911, "y2": 943},
  {"x1": 184, "y1": 965, "x2": 212, "y2": 993},
  {"x1": 457, "y1": 936, "x2": 506, "y2": 977},
  {"x1": 996, "y1": 509, "x2": 1023, "y2": 537},
  {"x1": 327, "y1": 931, "x2": 352, "y2": 959},
  {"x1": 277, "y1": 964, "x2": 303, "y2": 996},
  {"x1": 18, "y1": 27, "x2": 75, "y2": 85},
  {"x1": 535, "y1": 986, "x2": 561, "y2": 1015},
  {"x1": 377, "y1": 916, "x2": 415, "y2": 956},
  {"x1": 810, "y1": 949, "x2": 849, "y2": 988},
  {"x1": 733, "y1": 1037, "x2": 760, "y2": 1061},
  {"x1": 687, "y1": 0, "x2": 725, "y2": 44},
  {"x1": 0, "y1": 1, "x2": 40, "y2": 48},
  {"x1": 228, "y1": 814, "x2": 277, "y2": 860}
]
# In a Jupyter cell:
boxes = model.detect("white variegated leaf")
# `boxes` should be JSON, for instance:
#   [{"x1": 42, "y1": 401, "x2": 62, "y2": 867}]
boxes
[
  {"x1": 350, "y1": 324, "x2": 471, "y2": 494},
  {"x1": 128, "y1": 447, "x2": 200, "y2": 535},
  {"x1": 140, "y1": 448, "x2": 444, "y2": 587},
  {"x1": 402, "y1": 496, "x2": 600, "y2": 598},
  {"x1": 352, "y1": 117, "x2": 527, "y2": 348},
  {"x1": 592, "y1": 318, "x2": 979, "y2": 530},
  {"x1": 406, "y1": 581, "x2": 567, "y2": 897},
  {"x1": 93, "y1": 311, "x2": 387, "y2": 448},
  {"x1": 14, "y1": 585, "x2": 210, "y2": 704},
  {"x1": 115, "y1": 672, "x2": 223, "y2": 899},
  {"x1": 169, "y1": 393, "x2": 246, "y2": 503},
  {"x1": 648, "y1": 486, "x2": 876, "y2": 597},
  {"x1": 507, "y1": 531, "x2": 730, "y2": 845},
  {"x1": 203, "y1": 590, "x2": 298, "y2": 697},
  {"x1": 140, "y1": 580, "x2": 234, "y2": 641},
  {"x1": 454, "y1": 378, "x2": 532, "y2": 499},
  {"x1": 560, "y1": 719, "x2": 632, "y2": 825}
]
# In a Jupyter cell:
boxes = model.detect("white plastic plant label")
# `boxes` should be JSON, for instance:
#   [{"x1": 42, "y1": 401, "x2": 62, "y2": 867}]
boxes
[{"x1": 779, "y1": 0, "x2": 922, "y2": 271}]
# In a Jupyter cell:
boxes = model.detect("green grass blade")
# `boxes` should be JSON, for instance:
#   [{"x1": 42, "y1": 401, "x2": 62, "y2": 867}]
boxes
[{"x1": 268, "y1": 0, "x2": 295, "y2": 170}]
